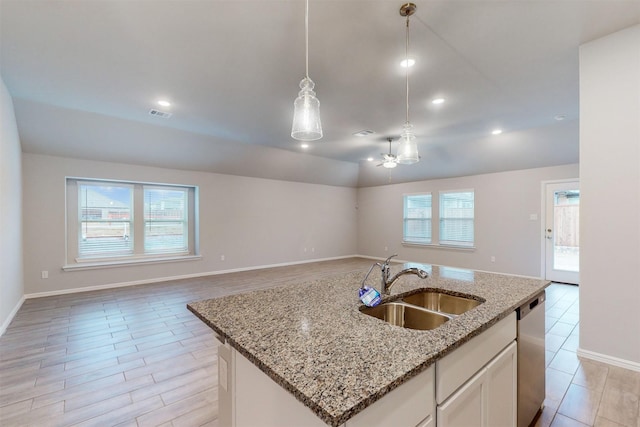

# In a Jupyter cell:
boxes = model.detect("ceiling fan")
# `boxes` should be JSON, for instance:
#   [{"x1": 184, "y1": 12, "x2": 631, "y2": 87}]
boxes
[{"x1": 378, "y1": 137, "x2": 398, "y2": 168}]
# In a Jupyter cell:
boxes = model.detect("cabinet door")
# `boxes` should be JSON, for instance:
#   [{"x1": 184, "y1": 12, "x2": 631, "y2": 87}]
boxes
[
  {"x1": 486, "y1": 342, "x2": 517, "y2": 427},
  {"x1": 437, "y1": 367, "x2": 487, "y2": 427}
]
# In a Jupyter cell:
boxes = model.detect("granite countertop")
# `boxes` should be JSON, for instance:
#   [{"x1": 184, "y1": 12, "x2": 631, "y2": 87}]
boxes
[{"x1": 187, "y1": 263, "x2": 549, "y2": 426}]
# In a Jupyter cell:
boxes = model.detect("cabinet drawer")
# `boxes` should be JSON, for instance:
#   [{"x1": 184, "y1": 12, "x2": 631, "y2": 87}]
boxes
[{"x1": 436, "y1": 312, "x2": 516, "y2": 404}]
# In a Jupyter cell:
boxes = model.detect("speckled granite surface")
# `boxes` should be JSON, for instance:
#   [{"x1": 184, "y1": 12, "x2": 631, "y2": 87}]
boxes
[{"x1": 187, "y1": 264, "x2": 549, "y2": 426}]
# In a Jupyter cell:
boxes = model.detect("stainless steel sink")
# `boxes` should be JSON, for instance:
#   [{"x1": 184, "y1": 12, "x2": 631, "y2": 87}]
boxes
[
  {"x1": 360, "y1": 302, "x2": 451, "y2": 331},
  {"x1": 402, "y1": 291, "x2": 482, "y2": 315}
]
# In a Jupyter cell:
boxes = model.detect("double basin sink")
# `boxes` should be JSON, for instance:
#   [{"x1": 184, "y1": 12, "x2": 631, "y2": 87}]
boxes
[{"x1": 360, "y1": 290, "x2": 484, "y2": 331}]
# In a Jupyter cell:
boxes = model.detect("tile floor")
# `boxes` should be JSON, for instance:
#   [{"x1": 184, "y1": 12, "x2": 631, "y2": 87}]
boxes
[
  {"x1": 0, "y1": 260, "x2": 639, "y2": 426},
  {"x1": 536, "y1": 283, "x2": 640, "y2": 427}
]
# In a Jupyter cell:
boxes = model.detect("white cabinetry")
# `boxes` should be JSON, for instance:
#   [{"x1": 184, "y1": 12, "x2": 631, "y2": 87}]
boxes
[
  {"x1": 219, "y1": 342, "x2": 435, "y2": 427},
  {"x1": 435, "y1": 312, "x2": 517, "y2": 427},
  {"x1": 437, "y1": 366, "x2": 487, "y2": 426},
  {"x1": 486, "y1": 342, "x2": 517, "y2": 427},
  {"x1": 437, "y1": 342, "x2": 516, "y2": 427},
  {"x1": 217, "y1": 312, "x2": 517, "y2": 427}
]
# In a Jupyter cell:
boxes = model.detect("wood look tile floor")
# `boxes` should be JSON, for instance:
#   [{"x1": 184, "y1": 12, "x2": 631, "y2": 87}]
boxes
[{"x1": 1, "y1": 259, "x2": 639, "y2": 427}]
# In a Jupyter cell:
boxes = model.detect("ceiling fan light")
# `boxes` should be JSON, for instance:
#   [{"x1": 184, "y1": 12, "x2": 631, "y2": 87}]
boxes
[
  {"x1": 383, "y1": 159, "x2": 398, "y2": 168},
  {"x1": 397, "y1": 122, "x2": 419, "y2": 164},
  {"x1": 292, "y1": 77, "x2": 322, "y2": 141}
]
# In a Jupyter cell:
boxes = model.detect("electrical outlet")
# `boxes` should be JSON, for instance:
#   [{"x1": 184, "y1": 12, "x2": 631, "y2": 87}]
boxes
[
  {"x1": 311, "y1": 247, "x2": 315, "y2": 253},
  {"x1": 491, "y1": 256, "x2": 496, "y2": 262},
  {"x1": 384, "y1": 246, "x2": 388, "y2": 252},
  {"x1": 220, "y1": 255, "x2": 225, "y2": 261},
  {"x1": 41, "y1": 270, "x2": 48, "y2": 279}
]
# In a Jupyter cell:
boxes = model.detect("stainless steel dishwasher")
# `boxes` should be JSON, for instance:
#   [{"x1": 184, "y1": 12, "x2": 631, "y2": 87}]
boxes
[{"x1": 517, "y1": 290, "x2": 546, "y2": 427}]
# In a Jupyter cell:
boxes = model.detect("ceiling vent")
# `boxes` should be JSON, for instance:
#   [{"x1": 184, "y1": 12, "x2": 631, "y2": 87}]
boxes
[{"x1": 149, "y1": 109, "x2": 172, "y2": 119}]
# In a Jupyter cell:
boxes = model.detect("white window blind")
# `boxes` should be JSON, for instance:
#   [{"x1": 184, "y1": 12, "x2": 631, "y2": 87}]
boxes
[
  {"x1": 439, "y1": 191, "x2": 474, "y2": 247},
  {"x1": 144, "y1": 186, "x2": 188, "y2": 254},
  {"x1": 78, "y1": 182, "x2": 134, "y2": 257},
  {"x1": 403, "y1": 194, "x2": 432, "y2": 244}
]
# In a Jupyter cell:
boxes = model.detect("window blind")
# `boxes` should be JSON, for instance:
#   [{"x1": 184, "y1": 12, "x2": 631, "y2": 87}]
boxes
[
  {"x1": 439, "y1": 191, "x2": 474, "y2": 246},
  {"x1": 143, "y1": 186, "x2": 189, "y2": 255},
  {"x1": 403, "y1": 194, "x2": 432, "y2": 244},
  {"x1": 78, "y1": 183, "x2": 134, "y2": 257}
]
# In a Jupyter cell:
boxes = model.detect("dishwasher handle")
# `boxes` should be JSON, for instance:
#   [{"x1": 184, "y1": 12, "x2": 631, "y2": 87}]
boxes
[{"x1": 517, "y1": 291, "x2": 546, "y2": 320}]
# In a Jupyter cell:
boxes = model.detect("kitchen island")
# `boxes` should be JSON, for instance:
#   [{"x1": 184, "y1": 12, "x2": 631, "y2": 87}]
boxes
[{"x1": 188, "y1": 263, "x2": 549, "y2": 427}]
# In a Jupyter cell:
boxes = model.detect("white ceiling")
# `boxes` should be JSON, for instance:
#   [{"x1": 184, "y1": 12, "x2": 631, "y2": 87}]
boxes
[{"x1": 1, "y1": 1, "x2": 639, "y2": 187}]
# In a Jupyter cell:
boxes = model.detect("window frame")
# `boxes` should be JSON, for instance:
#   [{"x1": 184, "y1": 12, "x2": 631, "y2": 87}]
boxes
[
  {"x1": 143, "y1": 185, "x2": 190, "y2": 255},
  {"x1": 438, "y1": 189, "x2": 475, "y2": 248},
  {"x1": 402, "y1": 193, "x2": 433, "y2": 244},
  {"x1": 65, "y1": 177, "x2": 200, "y2": 270},
  {"x1": 77, "y1": 181, "x2": 135, "y2": 258}
]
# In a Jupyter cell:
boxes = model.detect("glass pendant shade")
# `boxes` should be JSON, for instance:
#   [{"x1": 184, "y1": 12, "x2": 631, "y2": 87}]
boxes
[
  {"x1": 291, "y1": 78, "x2": 322, "y2": 141},
  {"x1": 397, "y1": 122, "x2": 419, "y2": 164}
]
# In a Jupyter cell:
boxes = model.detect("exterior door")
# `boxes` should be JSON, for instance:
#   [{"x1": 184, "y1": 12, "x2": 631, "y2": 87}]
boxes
[{"x1": 544, "y1": 181, "x2": 580, "y2": 284}]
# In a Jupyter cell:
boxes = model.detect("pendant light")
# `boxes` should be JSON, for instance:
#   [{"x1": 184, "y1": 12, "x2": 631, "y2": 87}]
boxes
[
  {"x1": 396, "y1": 3, "x2": 419, "y2": 164},
  {"x1": 291, "y1": 0, "x2": 322, "y2": 141}
]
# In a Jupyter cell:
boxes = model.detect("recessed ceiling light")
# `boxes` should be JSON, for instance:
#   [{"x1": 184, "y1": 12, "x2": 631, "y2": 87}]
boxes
[
  {"x1": 301, "y1": 143, "x2": 309, "y2": 149},
  {"x1": 555, "y1": 115, "x2": 566, "y2": 121},
  {"x1": 400, "y1": 58, "x2": 415, "y2": 68},
  {"x1": 491, "y1": 129, "x2": 503, "y2": 135},
  {"x1": 367, "y1": 157, "x2": 374, "y2": 162},
  {"x1": 157, "y1": 100, "x2": 171, "y2": 107},
  {"x1": 432, "y1": 98, "x2": 445, "y2": 105},
  {"x1": 353, "y1": 130, "x2": 375, "y2": 137}
]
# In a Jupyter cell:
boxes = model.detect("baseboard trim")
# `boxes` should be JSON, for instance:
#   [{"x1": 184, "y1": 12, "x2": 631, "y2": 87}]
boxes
[
  {"x1": 577, "y1": 348, "x2": 640, "y2": 372},
  {"x1": 24, "y1": 255, "x2": 358, "y2": 299},
  {"x1": 355, "y1": 254, "x2": 543, "y2": 280},
  {"x1": 0, "y1": 296, "x2": 26, "y2": 337}
]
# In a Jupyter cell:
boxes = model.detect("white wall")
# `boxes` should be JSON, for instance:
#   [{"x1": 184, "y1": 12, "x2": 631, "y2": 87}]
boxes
[
  {"x1": 0, "y1": 76, "x2": 24, "y2": 332},
  {"x1": 579, "y1": 25, "x2": 640, "y2": 367},
  {"x1": 357, "y1": 164, "x2": 579, "y2": 277},
  {"x1": 22, "y1": 153, "x2": 357, "y2": 295}
]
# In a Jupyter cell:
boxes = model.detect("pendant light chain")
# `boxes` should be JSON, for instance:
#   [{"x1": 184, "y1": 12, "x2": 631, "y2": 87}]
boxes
[
  {"x1": 305, "y1": 0, "x2": 310, "y2": 79},
  {"x1": 405, "y1": 14, "x2": 410, "y2": 124}
]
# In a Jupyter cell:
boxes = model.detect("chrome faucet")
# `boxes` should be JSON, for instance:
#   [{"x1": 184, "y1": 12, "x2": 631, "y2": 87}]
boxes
[{"x1": 370, "y1": 254, "x2": 429, "y2": 295}]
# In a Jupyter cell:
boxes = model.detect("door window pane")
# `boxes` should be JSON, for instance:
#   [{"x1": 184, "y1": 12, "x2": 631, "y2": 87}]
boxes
[{"x1": 553, "y1": 190, "x2": 579, "y2": 272}]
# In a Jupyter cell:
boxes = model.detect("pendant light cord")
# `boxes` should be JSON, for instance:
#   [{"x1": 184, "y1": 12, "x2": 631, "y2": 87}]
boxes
[
  {"x1": 405, "y1": 14, "x2": 410, "y2": 124},
  {"x1": 305, "y1": 0, "x2": 310, "y2": 79}
]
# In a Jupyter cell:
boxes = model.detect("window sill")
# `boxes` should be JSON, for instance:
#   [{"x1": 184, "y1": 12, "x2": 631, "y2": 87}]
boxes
[
  {"x1": 62, "y1": 255, "x2": 202, "y2": 271},
  {"x1": 402, "y1": 241, "x2": 476, "y2": 251}
]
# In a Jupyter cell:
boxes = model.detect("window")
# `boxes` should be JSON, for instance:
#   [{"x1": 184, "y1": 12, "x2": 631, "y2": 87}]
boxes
[
  {"x1": 78, "y1": 182, "x2": 134, "y2": 257},
  {"x1": 439, "y1": 190, "x2": 474, "y2": 247},
  {"x1": 403, "y1": 194, "x2": 432, "y2": 244},
  {"x1": 66, "y1": 178, "x2": 198, "y2": 267},
  {"x1": 144, "y1": 186, "x2": 188, "y2": 255}
]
